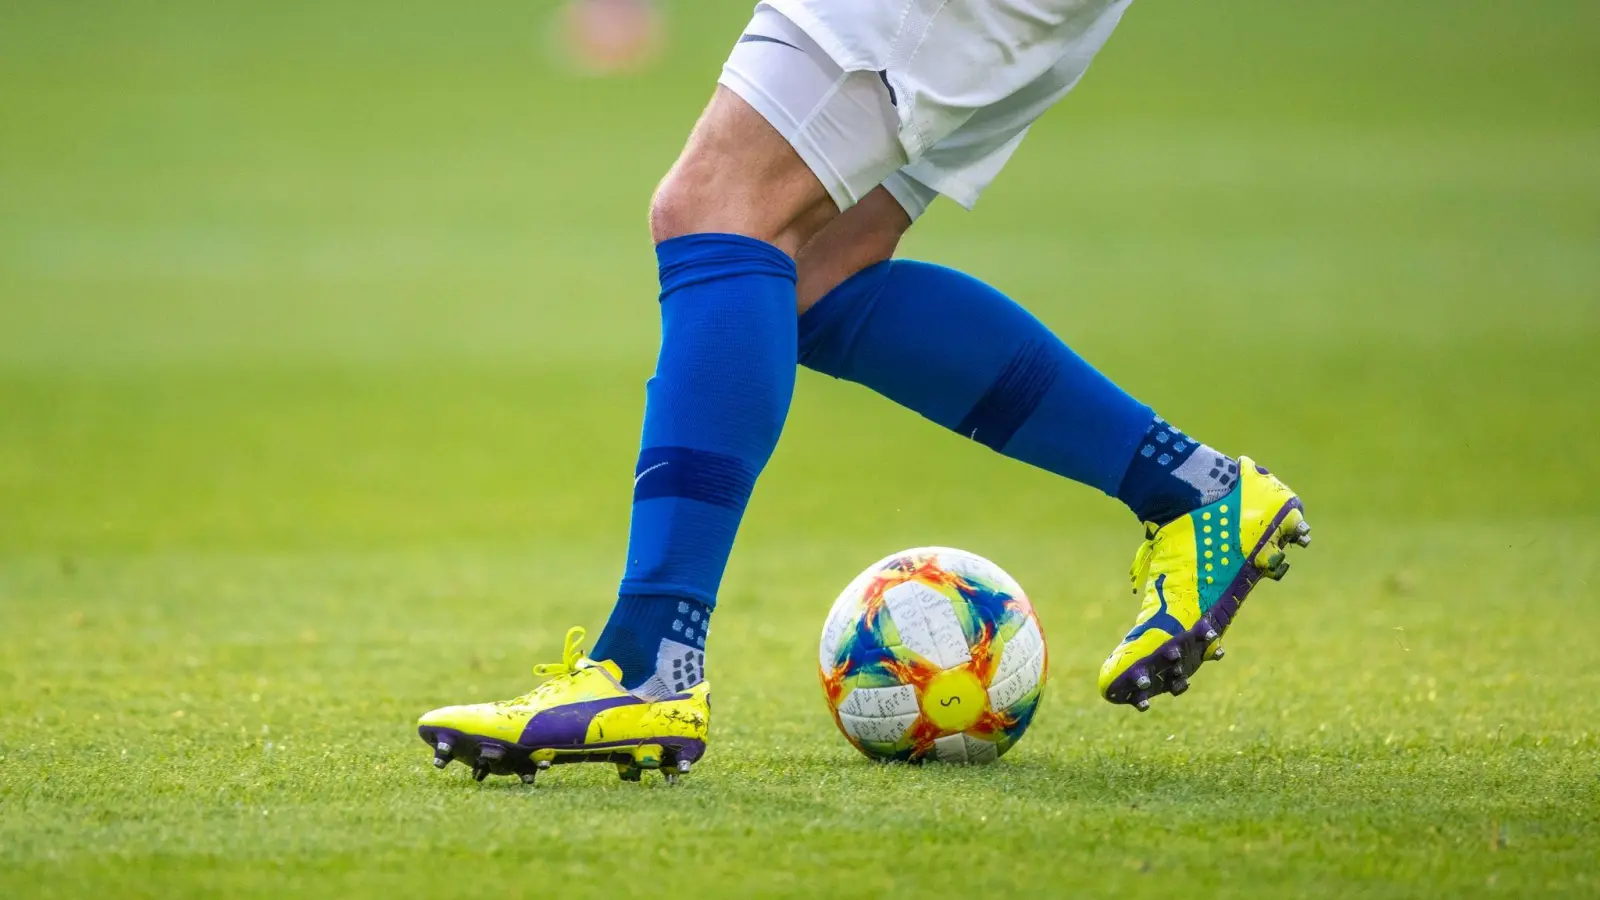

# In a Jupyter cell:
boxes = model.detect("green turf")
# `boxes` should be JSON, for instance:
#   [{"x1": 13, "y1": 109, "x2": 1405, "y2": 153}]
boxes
[{"x1": 2, "y1": 0, "x2": 1598, "y2": 896}]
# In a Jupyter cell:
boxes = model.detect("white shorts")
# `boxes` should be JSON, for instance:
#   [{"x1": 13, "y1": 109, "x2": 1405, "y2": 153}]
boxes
[{"x1": 718, "y1": 0, "x2": 1133, "y2": 219}]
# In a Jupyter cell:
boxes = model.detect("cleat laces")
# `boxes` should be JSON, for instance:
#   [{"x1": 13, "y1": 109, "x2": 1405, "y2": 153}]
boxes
[
  {"x1": 1128, "y1": 522, "x2": 1160, "y2": 594},
  {"x1": 502, "y1": 626, "x2": 591, "y2": 706}
]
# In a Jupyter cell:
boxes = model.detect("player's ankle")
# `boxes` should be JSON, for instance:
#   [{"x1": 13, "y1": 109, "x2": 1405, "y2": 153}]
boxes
[
  {"x1": 1114, "y1": 417, "x2": 1240, "y2": 524},
  {"x1": 591, "y1": 593, "x2": 711, "y2": 690}
]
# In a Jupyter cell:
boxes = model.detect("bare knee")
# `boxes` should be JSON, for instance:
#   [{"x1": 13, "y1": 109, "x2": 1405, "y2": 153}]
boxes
[
  {"x1": 647, "y1": 173, "x2": 702, "y2": 247},
  {"x1": 649, "y1": 87, "x2": 837, "y2": 255}
]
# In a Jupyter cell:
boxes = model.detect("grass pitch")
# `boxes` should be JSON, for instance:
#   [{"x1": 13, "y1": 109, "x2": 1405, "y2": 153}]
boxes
[{"x1": 2, "y1": 1, "x2": 1597, "y2": 897}]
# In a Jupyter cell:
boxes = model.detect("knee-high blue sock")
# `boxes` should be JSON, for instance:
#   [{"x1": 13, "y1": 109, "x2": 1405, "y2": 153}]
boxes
[
  {"x1": 799, "y1": 260, "x2": 1233, "y2": 522},
  {"x1": 591, "y1": 233, "x2": 797, "y2": 692}
]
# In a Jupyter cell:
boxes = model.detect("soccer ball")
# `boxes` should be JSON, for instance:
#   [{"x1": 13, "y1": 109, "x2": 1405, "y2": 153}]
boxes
[{"x1": 818, "y1": 547, "x2": 1048, "y2": 763}]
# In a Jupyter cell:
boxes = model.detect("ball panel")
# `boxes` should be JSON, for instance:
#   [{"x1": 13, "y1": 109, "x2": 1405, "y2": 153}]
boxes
[
  {"x1": 935, "y1": 548, "x2": 1025, "y2": 597},
  {"x1": 931, "y1": 733, "x2": 970, "y2": 763},
  {"x1": 839, "y1": 710, "x2": 919, "y2": 746},
  {"x1": 989, "y1": 617, "x2": 1045, "y2": 695},
  {"x1": 881, "y1": 581, "x2": 971, "y2": 670},
  {"x1": 987, "y1": 619, "x2": 1047, "y2": 712},
  {"x1": 818, "y1": 598, "x2": 857, "y2": 669},
  {"x1": 990, "y1": 687, "x2": 1044, "y2": 759},
  {"x1": 837, "y1": 682, "x2": 919, "y2": 720},
  {"x1": 960, "y1": 734, "x2": 1000, "y2": 764}
]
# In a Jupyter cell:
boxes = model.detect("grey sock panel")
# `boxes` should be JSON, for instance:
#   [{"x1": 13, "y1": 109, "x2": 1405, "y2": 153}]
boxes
[
  {"x1": 635, "y1": 638, "x2": 706, "y2": 699},
  {"x1": 1172, "y1": 445, "x2": 1239, "y2": 506}
]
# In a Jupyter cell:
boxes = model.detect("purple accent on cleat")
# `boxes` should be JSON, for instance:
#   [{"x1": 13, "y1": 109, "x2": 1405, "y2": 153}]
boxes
[{"x1": 519, "y1": 696, "x2": 640, "y2": 747}]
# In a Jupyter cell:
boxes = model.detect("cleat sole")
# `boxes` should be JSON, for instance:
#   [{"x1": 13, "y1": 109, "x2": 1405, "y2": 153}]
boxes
[{"x1": 417, "y1": 725, "x2": 706, "y2": 785}]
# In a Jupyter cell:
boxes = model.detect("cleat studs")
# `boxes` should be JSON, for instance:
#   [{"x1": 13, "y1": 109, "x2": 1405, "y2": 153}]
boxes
[
  {"x1": 1134, "y1": 695, "x2": 1151, "y2": 712},
  {"x1": 1293, "y1": 534, "x2": 1312, "y2": 548},
  {"x1": 473, "y1": 744, "x2": 505, "y2": 781},
  {"x1": 1163, "y1": 646, "x2": 1182, "y2": 662},
  {"x1": 519, "y1": 773, "x2": 537, "y2": 785},
  {"x1": 1210, "y1": 646, "x2": 1226, "y2": 662},
  {"x1": 433, "y1": 738, "x2": 455, "y2": 768},
  {"x1": 676, "y1": 759, "x2": 691, "y2": 775},
  {"x1": 1135, "y1": 674, "x2": 1152, "y2": 690},
  {"x1": 1203, "y1": 629, "x2": 1219, "y2": 642},
  {"x1": 1169, "y1": 677, "x2": 1190, "y2": 696},
  {"x1": 433, "y1": 755, "x2": 449, "y2": 769},
  {"x1": 536, "y1": 760, "x2": 552, "y2": 772}
]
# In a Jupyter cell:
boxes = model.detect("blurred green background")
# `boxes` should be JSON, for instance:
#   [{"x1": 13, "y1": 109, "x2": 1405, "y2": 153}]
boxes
[{"x1": 1, "y1": 1, "x2": 1597, "y2": 897}]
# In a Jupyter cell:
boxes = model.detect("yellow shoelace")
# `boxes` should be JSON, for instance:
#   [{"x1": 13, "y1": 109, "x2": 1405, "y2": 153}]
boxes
[
  {"x1": 532, "y1": 626, "x2": 589, "y2": 678},
  {"x1": 1128, "y1": 522, "x2": 1160, "y2": 594},
  {"x1": 503, "y1": 626, "x2": 589, "y2": 705}
]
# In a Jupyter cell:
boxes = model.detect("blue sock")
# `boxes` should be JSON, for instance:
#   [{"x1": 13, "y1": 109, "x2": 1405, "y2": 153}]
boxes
[
  {"x1": 592, "y1": 233, "x2": 797, "y2": 691},
  {"x1": 799, "y1": 260, "x2": 1231, "y2": 522},
  {"x1": 799, "y1": 260, "x2": 1152, "y2": 496}
]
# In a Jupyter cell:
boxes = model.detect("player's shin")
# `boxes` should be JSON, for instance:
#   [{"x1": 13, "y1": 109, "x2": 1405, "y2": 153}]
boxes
[{"x1": 592, "y1": 233, "x2": 799, "y2": 690}]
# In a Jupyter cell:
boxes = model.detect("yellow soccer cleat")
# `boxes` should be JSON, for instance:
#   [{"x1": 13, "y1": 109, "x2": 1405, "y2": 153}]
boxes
[
  {"x1": 1099, "y1": 456, "x2": 1310, "y2": 711},
  {"x1": 417, "y1": 627, "x2": 709, "y2": 785}
]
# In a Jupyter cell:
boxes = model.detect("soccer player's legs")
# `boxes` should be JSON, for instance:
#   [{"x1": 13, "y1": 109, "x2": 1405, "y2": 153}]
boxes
[{"x1": 417, "y1": 7, "x2": 913, "y2": 785}]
